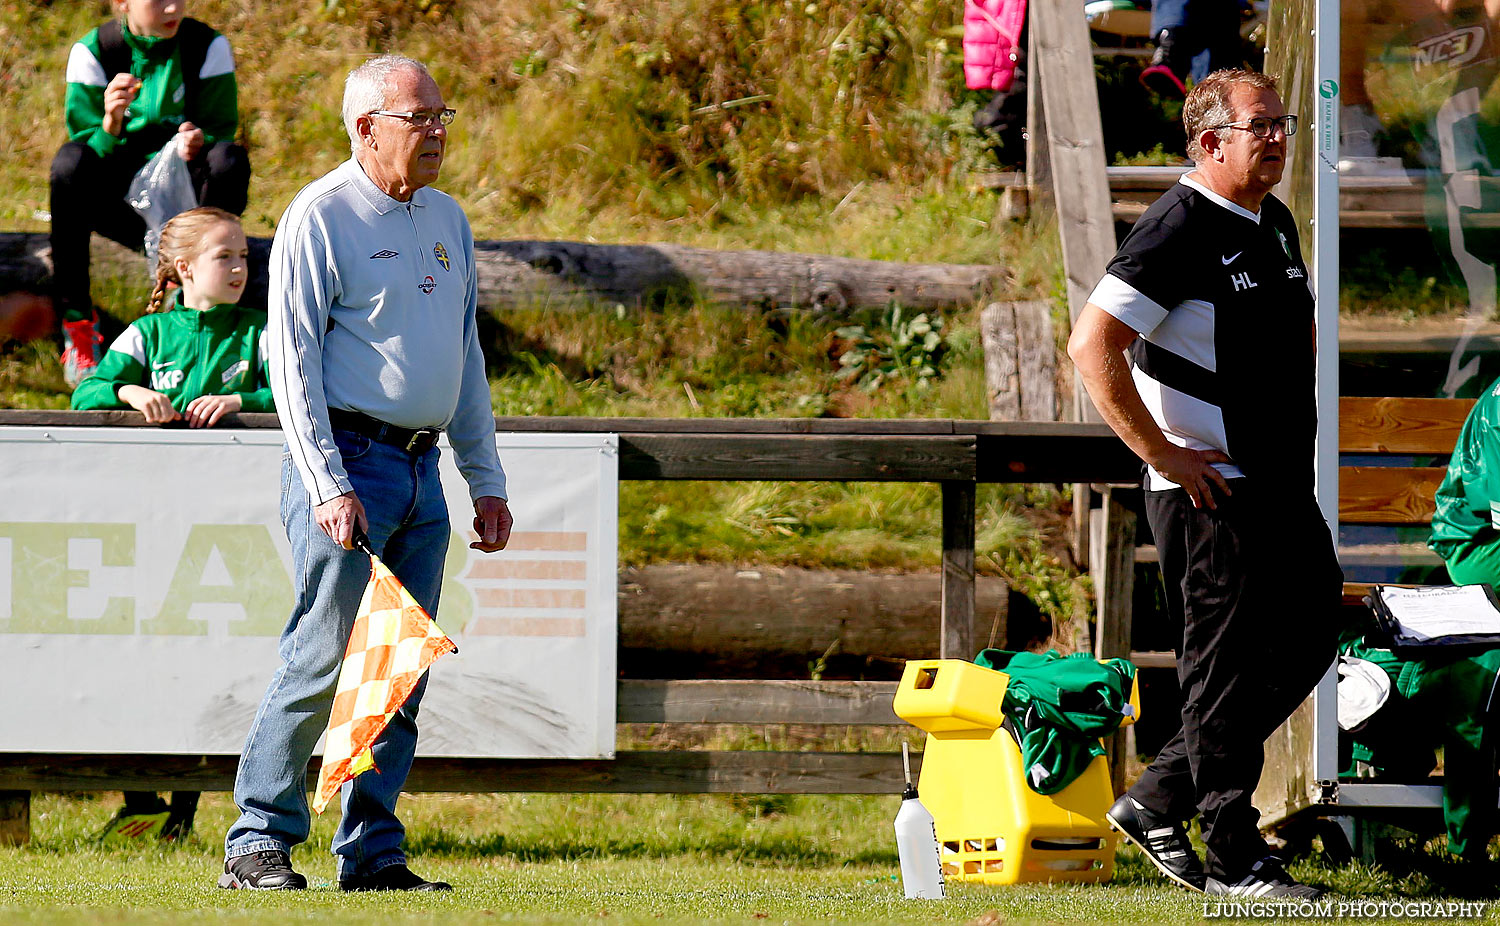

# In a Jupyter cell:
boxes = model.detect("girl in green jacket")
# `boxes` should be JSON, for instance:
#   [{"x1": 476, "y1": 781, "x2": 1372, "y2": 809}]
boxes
[{"x1": 72, "y1": 207, "x2": 272, "y2": 428}]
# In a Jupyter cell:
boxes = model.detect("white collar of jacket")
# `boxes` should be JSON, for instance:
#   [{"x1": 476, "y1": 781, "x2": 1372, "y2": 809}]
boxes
[{"x1": 341, "y1": 157, "x2": 434, "y2": 216}]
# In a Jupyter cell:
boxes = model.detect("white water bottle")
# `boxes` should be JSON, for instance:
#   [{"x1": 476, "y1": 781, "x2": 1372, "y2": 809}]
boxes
[{"x1": 894, "y1": 742, "x2": 945, "y2": 899}]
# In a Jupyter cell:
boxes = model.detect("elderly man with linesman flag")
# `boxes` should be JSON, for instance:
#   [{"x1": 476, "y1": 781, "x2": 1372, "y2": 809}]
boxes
[{"x1": 220, "y1": 54, "x2": 512, "y2": 892}]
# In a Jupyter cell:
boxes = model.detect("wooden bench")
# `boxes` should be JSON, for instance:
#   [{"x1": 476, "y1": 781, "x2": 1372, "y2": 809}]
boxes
[{"x1": 1338, "y1": 395, "x2": 1475, "y2": 603}]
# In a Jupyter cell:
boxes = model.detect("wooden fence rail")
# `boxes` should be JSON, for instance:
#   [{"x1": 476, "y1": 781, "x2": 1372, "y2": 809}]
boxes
[{"x1": 0, "y1": 412, "x2": 1142, "y2": 844}]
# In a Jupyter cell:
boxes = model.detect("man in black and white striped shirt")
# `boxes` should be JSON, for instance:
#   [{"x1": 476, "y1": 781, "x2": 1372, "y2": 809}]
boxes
[{"x1": 1068, "y1": 69, "x2": 1340, "y2": 900}]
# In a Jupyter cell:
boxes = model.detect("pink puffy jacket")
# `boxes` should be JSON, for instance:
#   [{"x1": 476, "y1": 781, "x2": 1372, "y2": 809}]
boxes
[{"x1": 963, "y1": 0, "x2": 1027, "y2": 91}]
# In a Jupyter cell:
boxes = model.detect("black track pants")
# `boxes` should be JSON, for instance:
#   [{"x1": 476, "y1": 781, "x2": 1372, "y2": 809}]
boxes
[{"x1": 1130, "y1": 478, "x2": 1342, "y2": 879}]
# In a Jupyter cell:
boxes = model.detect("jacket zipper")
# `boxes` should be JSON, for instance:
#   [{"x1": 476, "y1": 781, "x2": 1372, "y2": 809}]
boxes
[{"x1": 406, "y1": 204, "x2": 431, "y2": 281}]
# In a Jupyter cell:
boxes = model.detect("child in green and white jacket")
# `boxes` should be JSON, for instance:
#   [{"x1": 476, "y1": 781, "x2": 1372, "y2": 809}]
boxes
[
  {"x1": 54, "y1": 0, "x2": 250, "y2": 387},
  {"x1": 73, "y1": 207, "x2": 272, "y2": 427}
]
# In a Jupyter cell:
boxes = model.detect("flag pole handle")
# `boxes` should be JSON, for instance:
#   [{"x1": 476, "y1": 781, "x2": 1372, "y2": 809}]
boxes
[{"x1": 351, "y1": 525, "x2": 374, "y2": 557}]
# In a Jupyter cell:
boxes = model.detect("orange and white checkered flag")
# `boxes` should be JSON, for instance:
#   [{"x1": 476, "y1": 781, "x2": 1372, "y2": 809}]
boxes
[{"x1": 313, "y1": 545, "x2": 457, "y2": 814}]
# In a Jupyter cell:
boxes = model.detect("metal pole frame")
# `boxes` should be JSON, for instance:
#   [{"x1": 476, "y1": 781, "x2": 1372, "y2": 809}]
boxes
[
  {"x1": 1310, "y1": 0, "x2": 1450, "y2": 816},
  {"x1": 1312, "y1": 0, "x2": 1342, "y2": 791}
]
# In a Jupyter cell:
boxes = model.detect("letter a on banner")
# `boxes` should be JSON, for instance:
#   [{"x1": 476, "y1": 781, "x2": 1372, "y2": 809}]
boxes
[{"x1": 313, "y1": 531, "x2": 458, "y2": 814}]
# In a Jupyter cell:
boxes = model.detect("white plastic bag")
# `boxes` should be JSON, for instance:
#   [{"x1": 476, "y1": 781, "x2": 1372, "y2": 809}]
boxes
[{"x1": 126, "y1": 138, "x2": 199, "y2": 274}]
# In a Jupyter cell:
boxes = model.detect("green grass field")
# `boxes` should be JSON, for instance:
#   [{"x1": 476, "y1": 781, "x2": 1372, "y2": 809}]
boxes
[{"x1": 5, "y1": 791, "x2": 1487, "y2": 925}]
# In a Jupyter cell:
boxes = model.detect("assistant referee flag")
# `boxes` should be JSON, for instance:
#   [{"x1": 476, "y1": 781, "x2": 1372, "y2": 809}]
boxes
[{"x1": 313, "y1": 541, "x2": 458, "y2": 814}]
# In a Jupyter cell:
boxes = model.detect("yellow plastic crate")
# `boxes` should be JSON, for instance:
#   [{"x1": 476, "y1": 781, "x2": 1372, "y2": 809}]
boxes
[{"x1": 893, "y1": 658, "x2": 1140, "y2": 886}]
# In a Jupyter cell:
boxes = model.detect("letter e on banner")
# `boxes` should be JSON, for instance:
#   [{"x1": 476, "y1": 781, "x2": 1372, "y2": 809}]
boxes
[{"x1": 0, "y1": 523, "x2": 135, "y2": 634}]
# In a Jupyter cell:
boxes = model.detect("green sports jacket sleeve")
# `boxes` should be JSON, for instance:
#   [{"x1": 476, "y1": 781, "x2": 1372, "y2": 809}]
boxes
[
  {"x1": 69, "y1": 336, "x2": 143, "y2": 411},
  {"x1": 237, "y1": 332, "x2": 274, "y2": 412},
  {"x1": 1431, "y1": 381, "x2": 1500, "y2": 551}
]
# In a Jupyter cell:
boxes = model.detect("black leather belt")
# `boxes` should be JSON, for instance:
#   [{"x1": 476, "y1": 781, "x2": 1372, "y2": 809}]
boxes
[{"x1": 328, "y1": 408, "x2": 442, "y2": 455}]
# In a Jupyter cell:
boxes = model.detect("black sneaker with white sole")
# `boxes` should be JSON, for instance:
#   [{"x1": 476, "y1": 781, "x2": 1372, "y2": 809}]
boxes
[
  {"x1": 1206, "y1": 856, "x2": 1325, "y2": 899},
  {"x1": 218, "y1": 849, "x2": 308, "y2": 890},
  {"x1": 1106, "y1": 794, "x2": 1208, "y2": 893},
  {"x1": 339, "y1": 863, "x2": 452, "y2": 892}
]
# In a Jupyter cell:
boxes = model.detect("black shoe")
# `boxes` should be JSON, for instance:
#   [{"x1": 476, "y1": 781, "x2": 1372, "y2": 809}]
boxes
[
  {"x1": 1106, "y1": 794, "x2": 1208, "y2": 892},
  {"x1": 1207, "y1": 856, "x2": 1325, "y2": 899},
  {"x1": 1140, "y1": 28, "x2": 1189, "y2": 96},
  {"x1": 218, "y1": 849, "x2": 308, "y2": 890},
  {"x1": 339, "y1": 864, "x2": 452, "y2": 892}
]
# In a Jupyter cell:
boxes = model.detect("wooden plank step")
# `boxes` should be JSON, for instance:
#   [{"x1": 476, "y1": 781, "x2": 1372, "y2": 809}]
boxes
[
  {"x1": 1340, "y1": 322, "x2": 1500, "y2": 354},
  {"x1": 974, "y1": 167, "x2": 1488, "y2": 229},
  {"x1": 1103, "y1": 199, "x2": 1451, "y2": 230},
  {"x1": 1337, "y1": 542, "x2": 1442, "y2": 568},
  {"x1": 1136, "y1": 542, "x2": 1443, "y2": 568}
]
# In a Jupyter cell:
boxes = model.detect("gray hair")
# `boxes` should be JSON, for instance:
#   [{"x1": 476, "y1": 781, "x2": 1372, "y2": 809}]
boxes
[
  {"x1": 1183, "y1": 69, "x2": 1279, "y2": 162},
  {"x1": 342, "y1": 55, "x2": 433, "y2": 153}
]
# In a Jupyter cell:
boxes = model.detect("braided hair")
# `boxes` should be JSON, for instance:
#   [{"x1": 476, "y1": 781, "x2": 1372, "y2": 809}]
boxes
[{"x1": 147, "y1": 206, "x2": 243, "y2": 313}]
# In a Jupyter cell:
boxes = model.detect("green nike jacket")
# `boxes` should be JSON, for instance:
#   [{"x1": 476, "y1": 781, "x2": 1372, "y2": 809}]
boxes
[
  {"x1": 65, "y1": 17, "x2": 238, "y2": 163},
  {"x1": 71, "y1": 296, "x2": 273, "y2": 415}
]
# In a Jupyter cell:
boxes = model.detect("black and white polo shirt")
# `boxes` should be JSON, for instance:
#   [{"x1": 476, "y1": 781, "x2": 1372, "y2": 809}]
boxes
[{"x1": 1087, "y1": 175, "x2": 1317, "y2": 494}]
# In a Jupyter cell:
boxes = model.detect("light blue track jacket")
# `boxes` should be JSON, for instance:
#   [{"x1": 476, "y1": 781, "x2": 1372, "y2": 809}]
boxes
[{"x1": 268, "y1": 158, "x2": 506, "y2": 505}]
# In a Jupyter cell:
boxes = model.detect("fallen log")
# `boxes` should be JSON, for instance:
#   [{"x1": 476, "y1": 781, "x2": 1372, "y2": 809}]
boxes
[
  {"x1": 617, "y1": 563, "x2": 1048, "y2": 679},
  {"x1": 0, "y1": 232, "x2": 1001, "y2": 314}
]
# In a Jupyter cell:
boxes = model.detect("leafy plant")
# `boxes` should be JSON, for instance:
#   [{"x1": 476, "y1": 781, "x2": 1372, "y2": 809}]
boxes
[
  {"x1": 1113, "y1": 142, "x2": 1184, "y2": 167},
  {"x1": 834, "y1": 305, "x2": 946, "y2": 392}
]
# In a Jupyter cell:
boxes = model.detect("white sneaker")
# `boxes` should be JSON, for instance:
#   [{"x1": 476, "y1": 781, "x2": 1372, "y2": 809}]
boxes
[{"x1": 1207, "y1": 856, "x2": 1326, "y2": 899}]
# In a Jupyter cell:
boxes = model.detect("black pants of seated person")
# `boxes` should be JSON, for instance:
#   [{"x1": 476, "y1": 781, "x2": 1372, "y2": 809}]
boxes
[
  {"x1": 1131, "y1": 480, "x2": 1342, "y2": 880},
  {"x1": 49, "y1": 139, "x2": 250, "y2": 324}
]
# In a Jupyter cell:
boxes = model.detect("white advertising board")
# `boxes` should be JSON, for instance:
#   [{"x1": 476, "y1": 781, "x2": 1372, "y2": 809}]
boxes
[{"x1": 0, "y1": 427, "x2": 617, "y2": 758}]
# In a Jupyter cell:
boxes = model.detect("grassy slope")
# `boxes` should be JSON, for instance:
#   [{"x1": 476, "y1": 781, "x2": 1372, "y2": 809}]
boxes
[{"x1": 0, "y1": 0, "x2": 1006, "y2": 251}]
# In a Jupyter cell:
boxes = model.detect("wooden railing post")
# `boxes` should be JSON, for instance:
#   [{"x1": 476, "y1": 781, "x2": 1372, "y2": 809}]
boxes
[
  {"x1": 1025, "y1": 21, "x2": 1051, "y2": 214},
  {"x1": 941, "y1": 481, "x2": 977, "y2": 660},
  {"x1": 1090, "y1": 486, "x2": 1137, "y2": 797}
]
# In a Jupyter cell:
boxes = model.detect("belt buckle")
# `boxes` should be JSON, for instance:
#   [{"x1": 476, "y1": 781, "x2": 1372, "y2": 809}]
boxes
[{"x1": 405, "y1": 428, "x2": 438, "y2": 454}]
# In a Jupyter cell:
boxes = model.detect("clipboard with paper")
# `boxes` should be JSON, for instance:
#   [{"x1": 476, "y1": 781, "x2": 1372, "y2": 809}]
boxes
[{"x1": 1367, "y1": 584, "x2": 1500, "y2": 654}]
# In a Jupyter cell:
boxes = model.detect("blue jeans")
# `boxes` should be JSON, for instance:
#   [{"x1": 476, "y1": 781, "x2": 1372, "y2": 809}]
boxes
[{"x1": 225, "y1": 428, "x2": 450, "y2": 879}]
